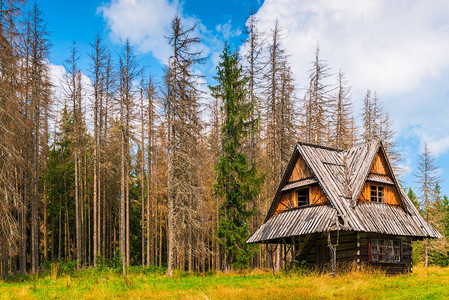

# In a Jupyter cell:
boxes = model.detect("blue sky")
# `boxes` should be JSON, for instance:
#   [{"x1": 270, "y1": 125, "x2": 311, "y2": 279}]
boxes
[{"x1": 41, "y1": 0, "x2": 449, "y2": 197}]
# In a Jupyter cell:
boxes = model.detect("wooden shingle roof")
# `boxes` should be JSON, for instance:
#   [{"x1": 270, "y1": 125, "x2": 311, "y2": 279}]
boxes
[
  {"x1": 246, "y1": 205, "x2": 337, "y2": 243},
  {"x1": 247, "y1": 140, "x2": 442, "y2": 244}
]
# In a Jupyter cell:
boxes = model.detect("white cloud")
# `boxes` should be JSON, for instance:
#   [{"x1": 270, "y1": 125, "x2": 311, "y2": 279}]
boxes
[
  {"x1": 429, "y1": 137, "x2": 449, "y2": 157},
  {"x1": 99, "y1": 0, "x2": 207, "y2": 64},
  {"x1": 216, "y1": 20, "x2": 242, "y2": 40},
  {"x1": 410, "y1": 125, "x2": 449, "y2": 157},
  {"x1": 253, "y1": 0, "x2": 449, "y2": 157},
  {"x1": 48, "y1": 63, "x2": 67, "y2": 104},
  {"x1": 255, "y1": 0, "x2": 449, "y2": 96},
  {"x1": 48, "y1": 63, "x2": 96, "y2": 132}
]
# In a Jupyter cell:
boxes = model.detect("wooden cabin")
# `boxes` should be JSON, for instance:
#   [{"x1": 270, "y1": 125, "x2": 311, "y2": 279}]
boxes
[{"x1": 247, "y1": 140, "x2": 442, "y2": 274}]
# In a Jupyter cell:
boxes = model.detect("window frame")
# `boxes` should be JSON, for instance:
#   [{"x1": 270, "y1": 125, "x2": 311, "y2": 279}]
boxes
[
  {"x1": 370, "y1": 184, "x2": 385, "y2": 203},
  {"x1": 369, "y1": 238, "x2": 402, "y2": 263},
  {"x1": 296, "y1": 188, "x2": 309, "y2": 207}
]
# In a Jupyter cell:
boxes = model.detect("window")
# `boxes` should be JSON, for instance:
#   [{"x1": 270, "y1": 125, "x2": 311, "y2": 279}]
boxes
[
  {"x1": 393, "y1": 240, "x2": 401, "y2": 262},
  {"x1": 370, "y1": 185, "x2": 385, "y2": 203},
  {"x1": 370, "y1": 238, "x2": 401, "y2": 263},
  {"x1": 297, "y1": 188, "x2": 309, "y2": 206}
]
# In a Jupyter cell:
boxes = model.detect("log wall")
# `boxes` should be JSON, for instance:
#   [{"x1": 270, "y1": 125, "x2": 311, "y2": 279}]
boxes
[
  {"x1": 356, "y1": 232, "x2": 413, "y2": 274},
  {"x1": 293, "y1": 231, "x2": 413, "y2": 274}
]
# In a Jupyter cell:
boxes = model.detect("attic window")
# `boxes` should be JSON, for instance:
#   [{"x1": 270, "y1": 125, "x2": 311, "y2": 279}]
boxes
[
  {"x1": 370, "y1": 185, "x2": 385, "y2": 203},
  {"x1": 297, "y1": 188, "x2": 309, "y2": 206}
]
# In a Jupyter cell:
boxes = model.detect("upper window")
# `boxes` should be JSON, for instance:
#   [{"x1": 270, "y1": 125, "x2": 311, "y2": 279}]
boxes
[
  {"x1": 297, "y1": 188, "x2": 309, "y2": 206},
  {"x1": 370, "y1": 239, "x2": 401, "y2": 263},
  {"x1": 370, "y1": 185, "x2": 385, "y2": 203}
]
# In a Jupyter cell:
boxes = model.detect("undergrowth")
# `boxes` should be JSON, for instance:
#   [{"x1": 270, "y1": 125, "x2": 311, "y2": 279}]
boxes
[{"x1": 0, "y1": 264, "x2": 448, "y2": 299}]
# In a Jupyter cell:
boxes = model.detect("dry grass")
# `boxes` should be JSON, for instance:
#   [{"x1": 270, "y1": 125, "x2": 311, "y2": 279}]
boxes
[{"x1": 0, "y1": 265, "x2": 448, "y2": 299}]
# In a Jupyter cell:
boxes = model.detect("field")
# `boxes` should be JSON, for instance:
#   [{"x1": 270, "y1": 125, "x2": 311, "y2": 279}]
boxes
[{"x1": 1, "y1": 265, "x2": 448, "y2": 299}]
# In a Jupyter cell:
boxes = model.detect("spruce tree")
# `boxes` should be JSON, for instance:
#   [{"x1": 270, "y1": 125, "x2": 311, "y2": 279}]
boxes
[{"x1": 211, "y1": 43, "x2": 264, "y2": 270}]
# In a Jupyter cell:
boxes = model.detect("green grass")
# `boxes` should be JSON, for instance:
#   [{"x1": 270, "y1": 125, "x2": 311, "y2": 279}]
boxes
[{"x1": 1, "y1": 265, "x2": 448, "y2": 299}]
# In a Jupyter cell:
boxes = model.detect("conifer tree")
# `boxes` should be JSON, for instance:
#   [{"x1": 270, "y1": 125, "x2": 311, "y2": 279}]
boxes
[
  {"x1": 415, "y1": 143, "x2": 440, "y2": 267},
  {"x1": 242, "y1": 12, "x2": 265, "y2": 268},
  {"x1": 164, "y1": 16, "x2": 206, "y2": 275},
  {"x1": 118, "y1": 40, "x2": 139, "y2": 276},
  {"x1": 89, "y1": 34, "x2": 107, "y2": 266},
  {"x1": 0, "y1": 0, "x2": 24, "y2": 278},
  {"x1": 302, "y1": 46, "x2": 331, "y2": 146},
  {"x1": 27, "y1": 2, "x2": 51, "y2": 272},
  {"x1": 331, "y1": 71, "x2": 353, "y2": 149},
  {"x1": 211, "y1": 43, "x2": 264, "y2": 270},
  {"x1": 427, "y1": 184, "x2": 449, "y2": 265}
]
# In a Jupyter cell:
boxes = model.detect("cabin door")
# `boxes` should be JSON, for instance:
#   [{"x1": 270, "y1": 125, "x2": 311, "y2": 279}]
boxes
[{"x1": 316, "y1": 244, "x2": 330, "y2": 269}]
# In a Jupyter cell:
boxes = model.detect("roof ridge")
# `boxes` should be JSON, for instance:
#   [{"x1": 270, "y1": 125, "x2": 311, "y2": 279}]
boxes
[
  {"x1": 343, "y1": 139, "x2": 381, "y2": 154},
  {"x1": 297, "y1": 141, "x2": 343, "y2": 152}
]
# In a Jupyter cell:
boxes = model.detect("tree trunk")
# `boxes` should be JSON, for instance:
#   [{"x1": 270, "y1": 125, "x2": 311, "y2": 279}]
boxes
[{"x1": 75, "y1": 152, "x2": 81, "y2": 269}]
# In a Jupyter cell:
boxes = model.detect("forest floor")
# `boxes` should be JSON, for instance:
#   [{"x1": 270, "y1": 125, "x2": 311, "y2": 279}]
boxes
[{"x1": 0, "y1": 264, "x2": 448, "y2": 299}]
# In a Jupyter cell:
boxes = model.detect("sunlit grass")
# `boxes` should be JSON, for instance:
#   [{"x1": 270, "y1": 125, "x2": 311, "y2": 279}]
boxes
[{"x1": 0, "y1": 264, "x2": 448, "y2": 299}]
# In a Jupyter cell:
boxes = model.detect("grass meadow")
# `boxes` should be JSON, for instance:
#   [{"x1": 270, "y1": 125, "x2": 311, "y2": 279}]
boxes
[{"x1": 0, "y1": 264, "x2": 448, "y2": 299}]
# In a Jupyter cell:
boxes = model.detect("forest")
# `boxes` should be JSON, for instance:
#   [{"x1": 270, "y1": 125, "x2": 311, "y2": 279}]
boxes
[{"x1": 1, "y1": 0, "x2": 449, "y2": 281}]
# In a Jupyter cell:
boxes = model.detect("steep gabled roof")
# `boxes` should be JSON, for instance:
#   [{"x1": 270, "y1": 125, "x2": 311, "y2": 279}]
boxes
[{"x1": 247, "y1": 140, "x2": 442, "y2": 244}]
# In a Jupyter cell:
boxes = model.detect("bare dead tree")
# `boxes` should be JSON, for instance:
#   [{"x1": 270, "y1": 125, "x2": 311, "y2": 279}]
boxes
[
  {"x1": 415, "y1": 143, "x2": 440, "y2": 268},
  {"x1": 301, "y1": 45, "x2": 332, "y2": 146},
  {"x1": 118, "y1": 40, "x2": 138, "y2": 276},
  {"x1": 63, "y1": 41, "x2": 83, "y2": 269},
  {"x1": 145, "y1": 76, "x2": 157, "y2": 266},
  {"x1": 331, "y1": 71, "x2": 353, "y2": 149},
  {"x1": 27, "y1": 3, "x2": 51, "y2": 273},
  {"x1": 164, "y1": 15, "x2": 206, "y2": 275},
  {"x1": 89, "y1": 34, "x2": 107, "y2": 266}
]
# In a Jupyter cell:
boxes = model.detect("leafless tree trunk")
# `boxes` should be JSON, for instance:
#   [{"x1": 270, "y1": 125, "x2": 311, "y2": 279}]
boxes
[
  {"x1": 416, "y1": 143, "x2": 439, "y2": 268},
  {"x1": 165, "y1": 15, "x2": 206, "y2": 276},
  {"x1": 118, "y1": 40, "x2": 138, "y2": 276},
  {"x1": 331, "y1": 71, "x2": 352, "y2": 149},
  {"x1": 146, "y1": 78, "x2": 156, "y2": 266},
  {"x1": 301, "y1": 45, "x2": 331, "y2": 146}
]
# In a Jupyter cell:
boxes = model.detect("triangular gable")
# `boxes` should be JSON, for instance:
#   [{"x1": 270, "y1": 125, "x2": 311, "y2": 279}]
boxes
[
  {"x1": 352, "y1": 141, "x2": 408, "y2": 213},
  {"x1": 265, "y1": 146, "x2": 319, "y2": 221},
  {"x1": 370, "y1": 151, "x2": 389, "y2": 176},
  {"x1": 288, "y1": 155, "x2": 313, "y2": 182}
]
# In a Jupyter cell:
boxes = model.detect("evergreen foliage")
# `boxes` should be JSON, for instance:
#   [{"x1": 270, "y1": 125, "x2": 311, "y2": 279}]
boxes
[{"x1": 211, "y1": 43, "x2": 264, "y2": 269}]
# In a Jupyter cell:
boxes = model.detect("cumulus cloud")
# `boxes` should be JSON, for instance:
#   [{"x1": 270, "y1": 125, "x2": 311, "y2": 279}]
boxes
[
  {"x1": 255, "y1": 0, "x2": 449, "y2": 95},
  {"x1": 253, "y1": 0, "x2": 449, "y2": 156},
  {"x1": 99, "y1": 0, "x2": 208, "y2": 64},
  {"x1": 216, "y1": 20, "x2": 242, "y2": 40},
  {"x1": 48, "y1": 63, "x2": 95, "y2": 132}
]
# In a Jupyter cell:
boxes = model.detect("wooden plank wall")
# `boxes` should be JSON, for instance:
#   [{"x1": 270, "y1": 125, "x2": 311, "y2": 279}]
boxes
[
  {"x1": 293, "y1": 231, "x2": 413, "y2": 274},
  {"x1": 370, "y1": 152, "x2": 388, "y2": 175},
  {"x1": 310, "y1": 184, "x2": 328, "y2": 205},
  {"x1": 289, "y1": 155, "x2": 313, "y2": 182},
  {"x1": 358, "y1": 184, "x2": 400, "y2": 206},
  {"x1": 275, "y1": 191, "x2": 294, "y2": 214},
  {"x1": 275, "y1": 184, "x2": 328, "y2": 214}
]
